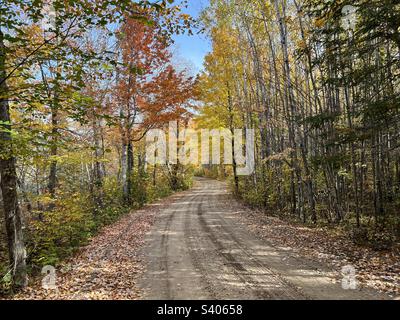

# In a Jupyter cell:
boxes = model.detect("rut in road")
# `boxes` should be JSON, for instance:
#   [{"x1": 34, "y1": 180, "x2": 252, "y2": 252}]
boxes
[{"x1": 138, "y1": 178, "x2": 388, "y2": 300}]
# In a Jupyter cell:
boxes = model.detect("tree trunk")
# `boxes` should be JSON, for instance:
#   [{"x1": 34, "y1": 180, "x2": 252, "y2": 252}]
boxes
[
  {"x1": 48, "y1": 106, "x2": 58, "y2": 198},
  {"x1": 0, "y1": 29, "x2": 27, "y2": 288},
  {"x1": 91, "y1": 116, "x2": 104, "y2": 212},
  {"x1": 126, "y1": 141, "x2": 134, "y2": 203},
  {"x1": 121, "y1": 139, "x2": 129, "y2": 203}
]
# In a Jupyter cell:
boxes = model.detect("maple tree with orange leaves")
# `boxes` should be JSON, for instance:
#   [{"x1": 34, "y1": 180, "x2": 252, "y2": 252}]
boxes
[{"x1": 112, "y1": 17, "x2": 196, "y2": 203}]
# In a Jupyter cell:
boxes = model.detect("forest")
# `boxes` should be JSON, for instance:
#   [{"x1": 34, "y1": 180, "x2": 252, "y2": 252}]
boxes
[
  {"x1": 1, "y1": 0, "x2": 198, "y2": 291},
  {"x1": 0, "y1": 0, "x2": 399, "y2": 299},
  {"x1": 197, "y1": 0, "x2": 400, "y2": 244}
]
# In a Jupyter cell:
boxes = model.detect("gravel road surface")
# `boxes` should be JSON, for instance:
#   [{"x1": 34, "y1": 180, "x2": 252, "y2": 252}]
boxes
[{"x1": 139, "y1": 178, "x2": 387, "y2": 300}]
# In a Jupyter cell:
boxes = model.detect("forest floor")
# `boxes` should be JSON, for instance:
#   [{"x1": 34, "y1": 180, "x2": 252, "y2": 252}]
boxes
[
  {"x1": 233, "y1": 199, "x2": 400, "y2": 298},
  {"x1": 9, "y1": 178, "x2": 399, "y2": 300},
  {"x1": 11, "y1": 195, "x2": 178, "y2": 300}
]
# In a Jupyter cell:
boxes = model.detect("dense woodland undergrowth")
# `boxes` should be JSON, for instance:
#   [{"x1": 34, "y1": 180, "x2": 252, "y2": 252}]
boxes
[{"x1": 1, "y1": 0, "x2": 400, "y2": 295}]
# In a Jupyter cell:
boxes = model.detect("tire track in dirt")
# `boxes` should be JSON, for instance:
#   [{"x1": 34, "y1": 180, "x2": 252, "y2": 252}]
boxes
[
  {"x1": 183, "y1": 194, "x2": 218, "y2": 299},
  {"x1": 182, "y1": 186, "x2": 304, "y2": 299},
  {"x1": 139, "y1": 178, "x2": 391, "y2": 300},
  {"x1": 203, "y1": 193, "x2": 309, "y2": 299},
  {"x1": 159, "y1": 208, "x2": 176, "y2": 299},
  {"x1": 196, "y1": 201, "x2": 273, "y2": 299},
  {"x1": 158, "y1": 193, "x2": 203, "y2": 299}
]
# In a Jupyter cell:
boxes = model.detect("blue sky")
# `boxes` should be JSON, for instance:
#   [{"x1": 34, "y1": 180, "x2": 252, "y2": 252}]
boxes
[{"x1": 172, "y1": 0, "x2": 211, "y2": 74}]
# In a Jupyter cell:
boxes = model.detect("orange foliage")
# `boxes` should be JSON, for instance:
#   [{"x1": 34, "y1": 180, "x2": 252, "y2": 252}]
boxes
[{"x1": 114, "y1": 17, "x2": 196, "y2": 143}]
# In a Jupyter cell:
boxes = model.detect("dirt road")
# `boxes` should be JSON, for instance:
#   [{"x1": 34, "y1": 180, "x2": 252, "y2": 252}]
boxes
[{"x1": 139, "y1": 178, "x2": 388, "y2": 300}]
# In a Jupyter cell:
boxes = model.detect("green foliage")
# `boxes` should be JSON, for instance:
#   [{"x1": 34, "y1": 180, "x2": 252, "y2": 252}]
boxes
[
  {"x1": 304, "y1": 112, "x2": 341, "y2": 130},
  {"x1": 311, "y1": 154, "x2": 350, "y2": 170},
  {"x1": 240, "y1": 185, "x2": 265, "y2": 209},
  {"x1": 93, "y1": 178, "x2": 131, "y2": 227},
  {"x1": 26, "y1": 181, "x2": 113, "y2": 267},
  {"x1": 24, "y1": 172, "x2": 177, "y2": 271},
  {"x1": 146, "y1": 176, "x2": 174, "y2": 203},
  {"x1": 361, "y1": 95, "x2": 400, "y2": 126},
  {"x1": 173, "y1": 171, "x2": 193, "y2": 191},
  {"x1": 195, "y1": 165, "x2": 228, "y2": 181}
]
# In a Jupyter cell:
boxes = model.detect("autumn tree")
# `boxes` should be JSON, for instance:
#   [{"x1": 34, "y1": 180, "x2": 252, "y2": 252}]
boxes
[
  {"x1": 1, "y1": 0, "x2": 194, "y2": 289},
  {"x1": 114, "y1": 16, "x2": 195, "y2": 203},
  {"x1": 198, "y1": 0, "x2": 399, "y2": 246}
]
